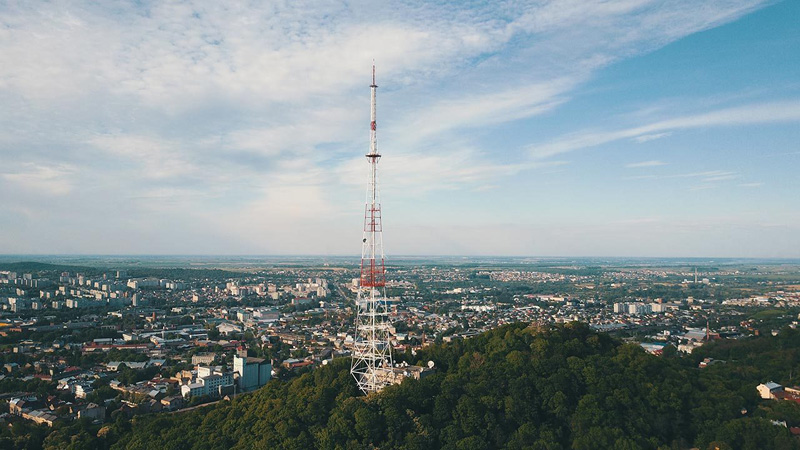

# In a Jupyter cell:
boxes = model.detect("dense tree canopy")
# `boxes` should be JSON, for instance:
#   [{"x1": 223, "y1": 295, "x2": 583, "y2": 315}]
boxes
[
  {"x1": 102, "y1": 323, "x2": 800, "y2": 450},
  {"x1": 5, "y1": 323, "x2": 800, "y2": 449}
]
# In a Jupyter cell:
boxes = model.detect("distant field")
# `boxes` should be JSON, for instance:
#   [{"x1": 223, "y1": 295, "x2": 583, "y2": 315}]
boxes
[
  {"x1": 750, "y1": 309, "x2": 788, "y2": 320},
  {"x1": 0, "y1": 255, "x2": 799, "y2": 275}
]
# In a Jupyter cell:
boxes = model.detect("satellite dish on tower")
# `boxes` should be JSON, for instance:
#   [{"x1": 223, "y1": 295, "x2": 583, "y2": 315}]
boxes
[{"x1": 427, "y1": 360, "x2": 435, "y2": 369}]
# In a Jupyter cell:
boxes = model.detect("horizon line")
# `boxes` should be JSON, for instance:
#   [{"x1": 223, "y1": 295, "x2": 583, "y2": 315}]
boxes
[{"x1": 0, "y1": 254, "x2": 798, "y2": 261}]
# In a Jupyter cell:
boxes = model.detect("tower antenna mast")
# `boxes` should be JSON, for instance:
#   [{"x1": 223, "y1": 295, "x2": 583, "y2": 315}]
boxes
[{"x1": 351, "y1": 62, "x2": 393, "y2": 393}]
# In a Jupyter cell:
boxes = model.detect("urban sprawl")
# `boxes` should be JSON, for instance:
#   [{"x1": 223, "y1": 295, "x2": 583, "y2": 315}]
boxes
[{"x1": 0, "y1": 260, "x2": 798, "y2": 429}]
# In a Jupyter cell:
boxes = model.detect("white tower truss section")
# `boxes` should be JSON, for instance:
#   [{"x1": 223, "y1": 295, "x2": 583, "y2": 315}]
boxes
[{"x1": 351, "y1": 63, "x2": 394, "y2": 394}]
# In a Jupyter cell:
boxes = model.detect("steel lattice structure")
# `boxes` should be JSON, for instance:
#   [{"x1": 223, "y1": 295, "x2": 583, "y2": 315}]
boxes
[{"x1": 351, "y1": 64, "x2": 394, "y2": 394}]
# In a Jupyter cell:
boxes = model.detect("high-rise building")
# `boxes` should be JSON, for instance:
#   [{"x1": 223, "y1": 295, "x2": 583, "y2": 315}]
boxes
[{"x1": 234, "y1": 355, "x2": 271, "y2": 392}]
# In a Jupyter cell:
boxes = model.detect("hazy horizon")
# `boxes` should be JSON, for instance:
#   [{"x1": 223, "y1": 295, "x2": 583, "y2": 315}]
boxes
[{"x1": 2, "y1": 254, "x2": 798, "y2": 265}]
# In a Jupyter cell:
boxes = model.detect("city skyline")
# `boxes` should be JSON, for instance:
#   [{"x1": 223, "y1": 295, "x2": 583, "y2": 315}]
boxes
[{"x1": 1, "y1": 0, "x2": 798, "y2": 257}]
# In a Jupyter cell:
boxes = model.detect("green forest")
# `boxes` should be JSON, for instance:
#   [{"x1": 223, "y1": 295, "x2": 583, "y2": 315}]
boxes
[{"x1": 6, "y1": 322, "x2": 800, "y2": 449}]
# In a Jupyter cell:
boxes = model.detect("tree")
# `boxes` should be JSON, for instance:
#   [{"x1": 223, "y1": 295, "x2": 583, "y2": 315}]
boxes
[{"x1": 99, "y1": 323, "x2": 800, "y2": 450}]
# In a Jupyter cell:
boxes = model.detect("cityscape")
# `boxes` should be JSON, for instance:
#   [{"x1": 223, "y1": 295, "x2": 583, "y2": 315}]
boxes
[
  {"x1": 0, "y1": 256, "x2": 799, "y2": 446},
  {"x1": 1, "y1": 0, "x2": 799, "y2": 449}
]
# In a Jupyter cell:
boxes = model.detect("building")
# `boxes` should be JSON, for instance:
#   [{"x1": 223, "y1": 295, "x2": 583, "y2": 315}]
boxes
[
  {"x1": 180, "y1": 382, "x2": 205, "y2": 398},
  {"x1": 282, "y1": 358, "x2": 314, "y2": 371},
  {"x1": 22, "y1": 410, "x2": 58, "y2": 426},
  {"x1": 78, "y1": 403, "x2": 105, "y2": 421},
  {"x1": 197, "y1": 365, "x2": 220, "y2": 378},
  {"x1": 66, "y1": 298, "x2": 82, "y2": 309},
  {"x1": 758, "y1": 382, "x2": 784, "y2": 399},
  {"x1": 677, "y1": 341, "x2": 704, "y2": 354},
  {"x1": 200, "y1": 373, "x2": 230, "y2": 392},
  {"x1": 233, "y1": 355, "x2": 271, "y2": 392},
  {"x1": 74, "y1": 382, "x2": 94, "y2": 399},
  {"x1": 160, "y1": 396, "x2": 184, "y2": 411},
  {"x1": 127, "y1": 278, "x2": 160, "y2": 289},
  {"x1": 180, "y1": 366, "x2": 234, "y2": 398},
  {"x1": 217, "y1": 322, "x2": 242, "y2": 336},
  {"x1": 9, "y1": 397, "x2": 32, "y2": 415},
  {"x1": 191, "y1": 353, "x2": 216, "y2": 365},
  {"x1": 165, "y1": 281, "x2": 185, "y2": 290},
  {"x1": 375, "y1": 364, "x2": 434, "y2": 385},
  {"x1": 627, "y1": 303, "x2": 652, "y2": 315},
  {"x1": 9, "y1": 298, "x2": 29, "y2": 312},
  {"x1": 291, "y1": 297, "x2": 312, "y2": 306}
]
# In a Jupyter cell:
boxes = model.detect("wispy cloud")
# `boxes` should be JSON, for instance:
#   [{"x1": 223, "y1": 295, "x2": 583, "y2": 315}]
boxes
[
  {"x1": 530, "y1": 100, "x2": 800, "y2": 159},
  {"x1": 703, "y1": 173, "x2": 737, "y2": 182},
  {"x1": 688, "y1": 184, "x2": 718, "y2": 191},
  {"x1": 625, "y1": 160, "x2": 667, "y2": 168},
  {"x1": 625, "y1": 170, "x2": 738, "y2": 184},
  {"x1": 337, "y1": 145, "x2": 568, "y2": 195},
  {"x1": 0, "y1": 0, "x2": 785, "y2": 254},
  {"x1": 633, "y1": 132, "x2": 671, "y2": 143},
  {"x1": 400, "y1": 78, "x2": 576, "y2": 141}
]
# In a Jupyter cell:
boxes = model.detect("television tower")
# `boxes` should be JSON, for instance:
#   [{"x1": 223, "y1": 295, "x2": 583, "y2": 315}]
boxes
[{"x1": 351, "y1": 63, "x2": 394, "y2": 394}]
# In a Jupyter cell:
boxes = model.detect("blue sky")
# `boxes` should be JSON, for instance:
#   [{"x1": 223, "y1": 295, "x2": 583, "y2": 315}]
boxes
[{"x1": 0, "y1": 0, "x2": 797, "y2": 257}]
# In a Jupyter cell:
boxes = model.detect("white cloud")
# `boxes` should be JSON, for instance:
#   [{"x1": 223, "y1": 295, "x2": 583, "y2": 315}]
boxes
[
  {"x1": 679, "y1": 170, "x2": 736, "y2": 180},
  {"x1": 337, "y1": 145, "x2": 568, "y2": 196},
  {"x1": 625, "y1": 160, "x2": 667, "y2": 168},
  {"x1": 399, "y1": 78, "x2": 577, "y2": 141},
  {"x1": 703, "y1": 174, "x2": 737, "y2": 182},
  {"x1": 0, "y1": 0, "x2": 785, "y2": 254},
  {"x1": 0, "y1": 2, "x2": 515, "y2": 109},
  {"x1": 531, "y1": 100, "x2": 800, "y2": 159},
  {"x1": 624, "y1": 170, "x2": 738, "y2": 186},
  {"x1": 633, "y1": 132, "x2": 671, "y2": 143},
  {"x1": 86, "y1": 134, "x2": 197, "y2": 180},
  {"x1": 0, "y1": 163, "x2": 76, "y2": 196}
]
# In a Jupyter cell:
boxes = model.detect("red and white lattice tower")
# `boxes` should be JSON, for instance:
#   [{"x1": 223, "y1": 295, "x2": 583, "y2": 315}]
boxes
[{"x1": 351, "y1": 63, "x2": 394, "y2": 393}]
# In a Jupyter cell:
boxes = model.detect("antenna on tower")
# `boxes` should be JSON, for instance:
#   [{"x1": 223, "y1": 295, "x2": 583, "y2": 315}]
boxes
[{"x1": 351, "y1": 63, "x2": 393, "y2": 394}]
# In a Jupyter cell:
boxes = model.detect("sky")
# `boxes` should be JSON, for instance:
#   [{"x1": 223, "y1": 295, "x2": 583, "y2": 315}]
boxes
[{"x1": 0, "y1": 0, "x2": 798, "y2": 257}]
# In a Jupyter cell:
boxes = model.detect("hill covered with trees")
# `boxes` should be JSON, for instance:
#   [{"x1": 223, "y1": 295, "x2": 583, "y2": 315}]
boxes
[{"x1": 11, "y1": 322, "x2": 800, "y2": 449}]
